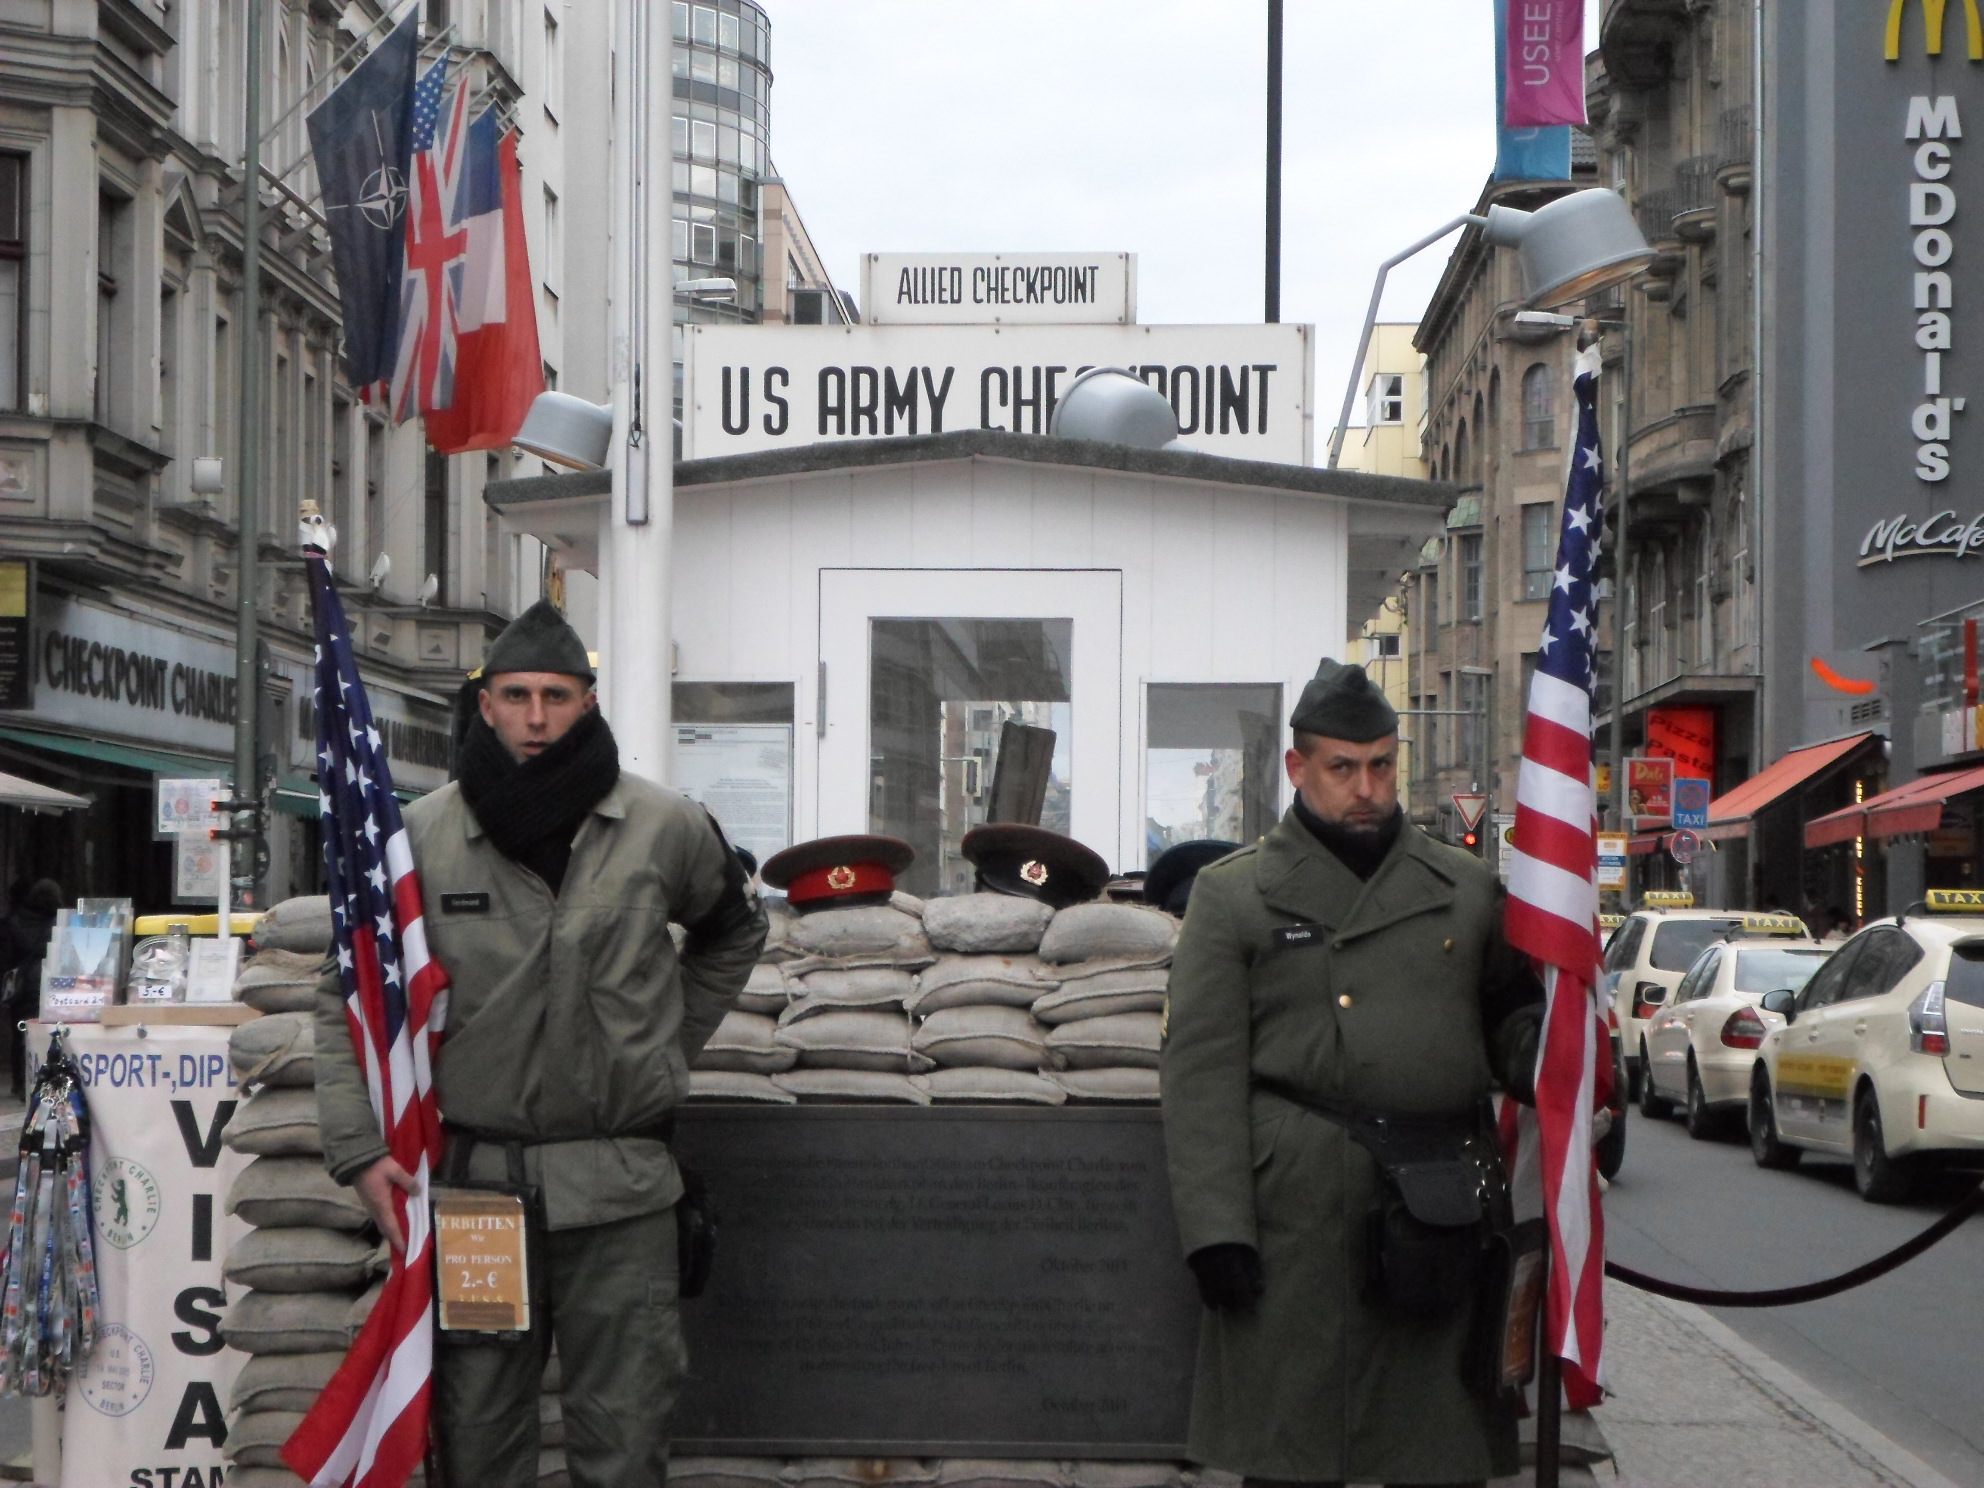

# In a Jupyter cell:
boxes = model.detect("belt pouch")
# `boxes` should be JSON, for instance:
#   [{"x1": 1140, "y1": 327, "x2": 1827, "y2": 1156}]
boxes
[{"x1": 1356, "y1": 1123, "x2": 1487, "y2": 1317}]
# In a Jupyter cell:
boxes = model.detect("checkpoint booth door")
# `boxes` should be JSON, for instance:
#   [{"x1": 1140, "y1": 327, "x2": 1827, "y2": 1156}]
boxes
[{"x1": 817, "y1": 568, "x2": 1124, "y2": 899}]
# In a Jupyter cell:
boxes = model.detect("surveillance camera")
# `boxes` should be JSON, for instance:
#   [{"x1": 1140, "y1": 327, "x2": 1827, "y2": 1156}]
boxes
[{"x1": 369, "y1": 552, "x2": 392, "y2": 591}]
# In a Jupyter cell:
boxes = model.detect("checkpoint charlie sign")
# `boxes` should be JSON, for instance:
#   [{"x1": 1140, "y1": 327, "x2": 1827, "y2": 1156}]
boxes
[
  {"x1": 861, "y1": 252, "x2": 1136, "y2": 326},
  {"x1": 683, "y1": 322, "x2": 1313, "y2": 464}
]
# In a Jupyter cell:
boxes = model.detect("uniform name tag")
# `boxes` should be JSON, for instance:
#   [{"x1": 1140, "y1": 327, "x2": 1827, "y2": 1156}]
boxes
[
  {"x1": 1272, "y1": 923, "x2": 1326, "y2": 949},
  {"x1": 434, "y1": 1189, "x2": 531, "y2": 1333},
  {"x1": 440, "y1": 891, "x2": 490, "y2": 914}
]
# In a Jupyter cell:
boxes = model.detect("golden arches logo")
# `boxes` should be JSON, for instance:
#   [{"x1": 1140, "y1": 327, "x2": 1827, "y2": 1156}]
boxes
[{"x1": 1886, "y1": 0, "x2": 1984, "y2": 60}]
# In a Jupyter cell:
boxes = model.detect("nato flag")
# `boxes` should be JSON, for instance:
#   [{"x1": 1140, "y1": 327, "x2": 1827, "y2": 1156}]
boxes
[{"x1": 307, "y1": 10, "x2": 420, "y2": 389}]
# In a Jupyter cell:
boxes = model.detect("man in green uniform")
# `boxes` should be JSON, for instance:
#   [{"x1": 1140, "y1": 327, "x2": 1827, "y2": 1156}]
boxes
[
  {"x1": 1160, "y1": 658, "x2": 1544, "y2": 1488},
  {"x1": 316, "y1": 600, "x2": 766, "y2": 1488}
]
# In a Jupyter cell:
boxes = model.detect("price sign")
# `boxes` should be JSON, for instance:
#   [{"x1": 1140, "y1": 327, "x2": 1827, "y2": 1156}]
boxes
[
  {"x1": 435, "y1": 1190, "x2": 532, "y2": 1334},
  {"x1": 156, "y1": 778, "x2": 225, "y2": 838}
]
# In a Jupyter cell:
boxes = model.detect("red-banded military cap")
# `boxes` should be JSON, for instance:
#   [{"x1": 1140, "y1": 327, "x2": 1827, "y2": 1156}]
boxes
[
  {"x1": 961, "y1": 824, "x2": 1109, "y2": 911},
  {"x1": 759, "y1": 834, "x2": 915, "y2": 911}
]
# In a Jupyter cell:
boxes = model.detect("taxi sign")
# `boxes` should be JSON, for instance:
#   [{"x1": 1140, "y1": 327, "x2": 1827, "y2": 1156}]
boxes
[
  {"x1": 1599, "y1": 913, "x2": 1626, "y2": 933},
  {"x1": 1924, "y1": 888, "x2": 1984, "y2": 913},
  {"x1": 1737, "y1": 912, "x2": 1807, "y2": 936},
  {"x1": 1641, "y1": 890, "x2": 1695, "y2": 909}
]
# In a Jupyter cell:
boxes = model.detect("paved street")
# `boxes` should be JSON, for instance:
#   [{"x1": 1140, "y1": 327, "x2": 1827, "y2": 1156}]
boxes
[{"x1": 1605, "y1": 1104, "x2": 1984, "y2": 1487}]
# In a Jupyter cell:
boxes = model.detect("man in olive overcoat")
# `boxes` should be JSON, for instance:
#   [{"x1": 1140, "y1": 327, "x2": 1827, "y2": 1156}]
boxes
[
  {"x1": 316, "y1": 600, "x2": 766, "y2": 1487},
  {"x1": 1160, "y1": 659, "x2": 1544, "y2": 1488}
]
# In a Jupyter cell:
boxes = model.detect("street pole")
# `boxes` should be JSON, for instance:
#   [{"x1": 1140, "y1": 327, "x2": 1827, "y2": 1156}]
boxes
[
  {"x1": 230, "y1": 0, "x2": 266, "y2": 905},
  {"x1": 1265, "y1": 0, "x2": 1282, "y2": 324},
  {"x1": 1607, "y1": 322, "x2": 1633, "y2": 862},
  {"x1": 597, "y1": 0, "x2": 674, "y2": 784}
]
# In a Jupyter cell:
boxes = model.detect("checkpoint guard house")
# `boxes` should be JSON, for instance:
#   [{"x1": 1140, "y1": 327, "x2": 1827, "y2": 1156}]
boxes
[{"x1": 488, "y1": 255, "x2": 1454, "y2": 895}]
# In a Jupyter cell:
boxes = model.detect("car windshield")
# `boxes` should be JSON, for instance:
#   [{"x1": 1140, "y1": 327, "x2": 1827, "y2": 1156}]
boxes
[
  {"x1": 1732, "y1": 948, "x2": 1830, "y2": 994},
  {"x1": 1649, "y1": 918, "x2": 1745, "y2": 971}
]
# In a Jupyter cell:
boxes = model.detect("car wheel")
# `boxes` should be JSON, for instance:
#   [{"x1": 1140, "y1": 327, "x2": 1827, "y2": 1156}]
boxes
[
  {"x1": 1596, "y1": 1101, "x2": 1627, "y2": 1180},
  {"x1": 1748, "y1": 1069, "x2": 1801, "y2": 1169},
  {"x1": 1852, "y1": 1090, "x2": 1914, "y2": 1204},
  {"x1": 1684, "y1": 1059, "x2": 1719, "y2": 1141},
  {"x1": 1638, "y1": 1042, "x2": 1673, "y2": 1119}
]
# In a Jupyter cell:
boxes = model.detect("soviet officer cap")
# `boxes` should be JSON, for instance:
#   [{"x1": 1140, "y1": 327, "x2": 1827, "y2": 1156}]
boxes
[
  {"x1": 1289, "y1": 656, "x2": 1397, "y2": 742},
  {"x1": 1144, "y1": 839, "x2": 1243, "y2": 917},
  {"x1": 483, "y1": 598, "x2": 596, "y2": 685},
  {"x1": 760, "y1": 834, "x2": 915, "y2": 911},
  {"x1": 961, "y1": 824, "x2": 1109, "y2": 911}
]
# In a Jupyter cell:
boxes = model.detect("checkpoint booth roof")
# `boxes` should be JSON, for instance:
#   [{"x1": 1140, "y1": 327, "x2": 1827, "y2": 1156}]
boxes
[{"x1": 484, "y1": 428, "x2": 1454, "y2": 897}]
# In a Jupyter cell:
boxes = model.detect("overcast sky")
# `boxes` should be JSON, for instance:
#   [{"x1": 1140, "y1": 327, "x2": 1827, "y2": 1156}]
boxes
[{"x1": 765, "y1": 1, "x2": 1602, "y2": 442}]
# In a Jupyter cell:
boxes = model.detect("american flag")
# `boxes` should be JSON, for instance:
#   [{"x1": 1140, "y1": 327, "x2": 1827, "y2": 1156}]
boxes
[
  {"x1": 390, "y1": 57, "x2": 469, "y2": 423},
  {"x1": 284, "y1": 513, "x2": 450, "y2": 1486},
  {"x1": 1502, "y1": 342, "x2": 1608, "y2": 1409}
]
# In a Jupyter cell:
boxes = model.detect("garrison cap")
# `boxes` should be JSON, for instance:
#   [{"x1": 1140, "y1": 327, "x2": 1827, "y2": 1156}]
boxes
[
  {"x1": 1289, "y1": 657, "x2": 1398, "y2": 742},
  {"x1": 483, "y1": 599, "x2": 596, "y2": 684},
  {"x1": 1144, "y1": 839, "x2": 1242, "y2": 917},
  {"x1": 761, "y1": 834, "x2": 914, "y2": 911},
  {"x1": 961, "y1": 824, "x2": 1110, "y2": 911}
]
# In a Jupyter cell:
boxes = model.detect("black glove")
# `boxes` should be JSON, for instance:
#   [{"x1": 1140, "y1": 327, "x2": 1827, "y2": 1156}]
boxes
[
  {"x1": 1187, "y1": 1243, "x2": 1264, "y2": 1312},
  {"x1": 1497, "y1": 1003, "x2": 1545, "y2": 1105}
]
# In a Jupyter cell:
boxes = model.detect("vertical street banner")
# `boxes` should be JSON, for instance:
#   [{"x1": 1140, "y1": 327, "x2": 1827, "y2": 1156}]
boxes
[
  {"x1": 1493, "y1": 0, "x2": 1571, "y2": 180},
  {"x1": 28, "y1": 1024, "x2": 249, "y2": 1486},
  {"x1": 1503, "y1": 0, "x2": 1587, "y2": 127}
]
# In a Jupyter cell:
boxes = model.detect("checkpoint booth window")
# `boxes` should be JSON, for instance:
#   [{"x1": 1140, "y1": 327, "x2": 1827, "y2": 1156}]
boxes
[
  {"x1": 1144, "y1": 683, "x2": 1282, "y2": 859},
  {"x1": 672, "y1": 681, "x2": 796, "y2": 868}
]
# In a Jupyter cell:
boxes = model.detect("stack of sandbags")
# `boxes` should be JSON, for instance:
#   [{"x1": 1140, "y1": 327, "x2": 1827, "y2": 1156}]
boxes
[
  {"x1": 909, "y1": 893, "x2": 1064, "y2": 1106},
  {"x1": 1031, "y1": 903, "x2": 1175, "y2": 1103},
  {"x1": 772, "y1": 900, "x2": 934, "y2": 1105}
]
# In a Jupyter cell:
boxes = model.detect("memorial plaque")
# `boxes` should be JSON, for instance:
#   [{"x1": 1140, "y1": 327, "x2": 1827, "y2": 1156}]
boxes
[{"x1": 670, "y1": 1107, "x2": 1200, "y2": 1458}]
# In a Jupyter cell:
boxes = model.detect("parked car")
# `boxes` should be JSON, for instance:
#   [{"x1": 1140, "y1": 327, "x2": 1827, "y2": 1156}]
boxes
[
  {"x1": 1601, "y1": 892, "x2": 1811, "y2": 1099},
  {"x1": 1748, "y1": 889, "x2": 1984, "y2": 1202},
  {"x1": 1641, "y1": 936, "x2": 1834, "y2": 1137}
]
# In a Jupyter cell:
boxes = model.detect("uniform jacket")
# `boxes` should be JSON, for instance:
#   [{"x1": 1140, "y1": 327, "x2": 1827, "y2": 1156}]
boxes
[
  {"x1": 1159, "y1": 808, "x2": 1537, "y2": 1483},
  {"x1": 316, "y1": 771, "x2": 767, "y2": 1230}
]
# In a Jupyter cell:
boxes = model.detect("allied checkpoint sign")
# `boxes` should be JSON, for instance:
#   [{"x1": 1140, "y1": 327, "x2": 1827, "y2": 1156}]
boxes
[
  {"x1": 26, "y1": 1022, "x2": 249, "y2": 1486},
  {"x1": 861, "y1": 252, "x2": 1137, "y2": 326},
  {"x1": 682, "y1": 322, "x2": 1314, "y2": 464},
  {"x1": 670, "y1": 1106, "x2": 1201, "y2": 1456}
]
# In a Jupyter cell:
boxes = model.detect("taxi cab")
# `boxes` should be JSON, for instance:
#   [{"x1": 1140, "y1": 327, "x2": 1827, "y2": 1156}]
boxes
[
  {"x1": 1640, "y1": 929, "x2": 1833, "y2": 1138},
  {"x1": 1748, "y1": 888, "x2": 1984, "y2": 1202},
  {"x1": 1601, "y1": 893, "x2": 1811, "y2": 1099}
]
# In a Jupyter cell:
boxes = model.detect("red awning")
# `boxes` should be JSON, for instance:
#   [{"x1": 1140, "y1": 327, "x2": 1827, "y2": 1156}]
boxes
[
  {"x1": 1805, "y1": 764, "x2": 1984, "y2": 847},
  {"x1": 1705, "y1": 732, "x2": 1879, "y2": 841},
  {"x1": 1627, "y1": 834, "x2": 1662, "y2": 855}
]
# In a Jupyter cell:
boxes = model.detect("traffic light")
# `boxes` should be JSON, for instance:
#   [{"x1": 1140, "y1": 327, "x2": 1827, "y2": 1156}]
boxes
[{"x1": 1462, "y1": 828, "x2": 1479, "y2": 849}]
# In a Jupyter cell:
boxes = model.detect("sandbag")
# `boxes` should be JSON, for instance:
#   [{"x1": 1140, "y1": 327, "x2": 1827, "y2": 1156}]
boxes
[
  {"x1": 230, "y1": 1350, "x2": 344, "y2": 1414},
  {"x1": 787, "y1": 905, "x2": 931, "y2": 960},
  {"x1": 226, "y1": 1409, "x2": 309, "y2": 1468},
  {"x1": 223, "y1": 1086, "x2": 324, "y2": 1156},
  {"x1": 934, "y1": 1463, "x2": 1068, "y2": 1488},
  {"x1": 255, "y1": 896, "x2": 334, "y2": 954},
  {"x1": 667, "y1": 1458, "x2": 791, "y2": 1488},
  {"x1": 918, "y1": 1068, "x2": 1066, "y2": 1106},
  {"x1": 774, "y1": 1009, "x2": 922, "y2": 1073},
  {"x1": 734, "y1": 962, "x2": 791, "y2": 1015},
  {"x1": 687, "y1": 1069, "x2": 797, "y2": 1103},
  {"x1": 760, "y1": 897, "x2": 804, "y2": 963},
  {"x1": 779, "y1": 965, "x2": 916, "y2": 1019},
  {"x1": 922, "y1": 893, "x2": 1055, "y2": 954},
  {"x1": 890, "y1": 890, "x2": 926, "y2": 918},
  {"x1": 771, "y1": 1069, "x2": 932, "y2": 1105},
  {"x1": 348, "y1": 1278, "x2": 385, "y2": 1332},
  {"x1": 908, "y1": 955, "x2": 1059, "y2": 1015},
  {"x1": 223, "y1": 1227, "x2": 381, "y2": 1294},
  {"x1": 694, "y1": 1011, "x2": 799, "y2": 1074},
  {"x1": 1031, "y1": 966, "x2": 1169, "y2": 1025},
  {"x1": 1068, "y1": 1468, "x2": 1184, "y2": 1488},
  {"x1": 911, "y1": 1005, "x2": 1050, "y2": 1072},
  {"x1": 1046, "y1": 1011, "x2": 1162, "y2": 1070},
  {"x1": 222, "y1": 1288, "x2": 363, "y2": 1354},
  {"x1": 237, "y1": 948, "x2": 326, "y2": 1014},
  {"x1": 228, "y1": 1155, "x2": 372, "y2": 1231},
  {"x1": 788, "y1": 1462, "x2": 936, "y2": 1488},
  {"x1": 1048, "y1": 1067, "x2": 1161, "y2": 1102},
  {"x1": 1037, "y1": 903, "x2": 1177, "y2": 964},
  {"x1": 230, "y1": 1011, "x2": 316, "y2": 1088}
]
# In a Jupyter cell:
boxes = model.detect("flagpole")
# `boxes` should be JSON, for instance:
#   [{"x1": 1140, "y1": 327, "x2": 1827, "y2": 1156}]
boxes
[
  {"x1": 230, "y1": 0, "x2": 266, "y2": 908},
  {"x1": 1535, "y1": 1341, "x2": 1562, "y2": 1488}
]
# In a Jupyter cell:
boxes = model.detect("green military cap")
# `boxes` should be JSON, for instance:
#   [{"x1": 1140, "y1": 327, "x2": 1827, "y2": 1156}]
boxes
[
  {"x1": 1289, "y1": 657, "x2": 1397, "y2": 742},
  {"x1": 483, "y1": 599, "x2": 595, "y2": 684}
]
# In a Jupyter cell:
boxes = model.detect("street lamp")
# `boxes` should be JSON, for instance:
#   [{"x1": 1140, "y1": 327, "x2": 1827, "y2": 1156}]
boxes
[{"x1": 1326, "y1": 188, "x2": 1654, "y2": 468}]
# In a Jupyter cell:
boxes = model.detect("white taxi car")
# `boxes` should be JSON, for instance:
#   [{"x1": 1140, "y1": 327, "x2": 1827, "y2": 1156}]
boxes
[
  {"x1": 1748, "y1": 889, "x2": 1984, "y2": 1202},
  {"x1": 1601, "y1": 893, "x2": 1811, "y2": 1099},
  {"x1": 1641, "y1": 934, "x2": 1833, "y2": 1138}
]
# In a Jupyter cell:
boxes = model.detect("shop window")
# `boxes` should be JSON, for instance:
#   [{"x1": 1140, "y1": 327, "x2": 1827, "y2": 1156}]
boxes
[
  {"x1": 673, "y1": 682, "x2": 795, "y2": 865},
  {"x1": 869, "y1": 619, "x2": 1073, "y2": 898},
  {"x1": 1522, "y1": 362, "x2": 1555, "y2": 449},
  {"x1": 1522, "y1": 503, "x2": 1555, "y2": 600},
  {"x1": 1146, "y1": 683, "x2": 1283, "y2": 859}
]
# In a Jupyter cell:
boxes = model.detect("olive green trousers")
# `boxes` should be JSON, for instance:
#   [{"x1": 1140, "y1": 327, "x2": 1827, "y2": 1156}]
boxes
[{"x1": 434, "y1": 1206, "x2": 685, "y2": 1488}]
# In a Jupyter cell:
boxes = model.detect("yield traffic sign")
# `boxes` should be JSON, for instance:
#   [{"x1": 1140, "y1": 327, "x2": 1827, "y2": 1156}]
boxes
[{"x1": 1451, "y1": 792, "x2": 1489, "y2": 830}]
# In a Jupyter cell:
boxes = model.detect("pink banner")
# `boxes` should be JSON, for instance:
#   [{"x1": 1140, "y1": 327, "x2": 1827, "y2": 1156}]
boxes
[{"x1": 1503, "y1": 0, "x2": 1586, "y2": 128}]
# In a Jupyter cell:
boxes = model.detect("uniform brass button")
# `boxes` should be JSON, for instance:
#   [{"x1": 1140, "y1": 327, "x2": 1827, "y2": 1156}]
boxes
[
  {"x1": 1333, "y1": 940, "x2": 1345, "y2": 951},
  {"x1": 1338, "y1": 994, "x2": 1353, "y2": 1008},
  {"x1": 1444, "y1": 937, "x2": 1455, "y2": 952}
]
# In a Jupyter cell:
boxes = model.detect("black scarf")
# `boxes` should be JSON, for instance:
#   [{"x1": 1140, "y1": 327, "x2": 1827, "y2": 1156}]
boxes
[
  {"x1": 457, "y1": 706, "x2": 620, "y2": 894},
  {"x1": 1292, "y1": 793, "x2": 1403, "y2": 882}
]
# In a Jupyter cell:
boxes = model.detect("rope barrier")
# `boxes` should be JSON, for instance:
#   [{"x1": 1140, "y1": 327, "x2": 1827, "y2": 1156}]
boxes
[{"x1": 1603, "y1": 1177, "x2": 1984, "y2": 1307}]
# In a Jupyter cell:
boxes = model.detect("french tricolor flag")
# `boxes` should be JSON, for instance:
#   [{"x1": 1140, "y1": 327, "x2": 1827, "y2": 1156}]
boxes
[{"x1": 424, "y1": 109, "x2": 544, "y2": 455}]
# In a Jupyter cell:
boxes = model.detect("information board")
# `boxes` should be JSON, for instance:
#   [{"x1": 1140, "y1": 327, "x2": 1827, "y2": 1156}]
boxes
[{"x1": 672, "y1": 723, "x2": 793, "y2": 864}]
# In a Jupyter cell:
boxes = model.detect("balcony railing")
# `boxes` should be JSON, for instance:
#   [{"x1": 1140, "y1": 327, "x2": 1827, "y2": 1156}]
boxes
[
  {"x1": 1718, "y1": 105, "x2": 1753, "y2": 170},
  {"x1": 1633, "y1": 189, "x2": 1678, "y2": 245}
]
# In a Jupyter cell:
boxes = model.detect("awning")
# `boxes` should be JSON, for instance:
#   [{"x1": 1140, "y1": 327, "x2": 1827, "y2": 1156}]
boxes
[
  {"x1": 1805, "y1": 763, "x2": 1984, "y2": 847},
  {"x1": 1705, "y1": 732, "x2": 1879, "y2": 841},
  {"x1": 1628, "y1": 834, "x2": 1662, "y2": 855},
  {"x1": 0, "y1": 726, "x2": 231, "y2": 781},
  {"x1": 0, "y1": 770, "x2": 89, "y2": 813}
]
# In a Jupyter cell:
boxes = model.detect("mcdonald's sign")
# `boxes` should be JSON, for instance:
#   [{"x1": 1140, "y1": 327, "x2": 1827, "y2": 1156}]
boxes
[{"x1": 1886, "y1": 0, "x2": 1984, "y2": 60}]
